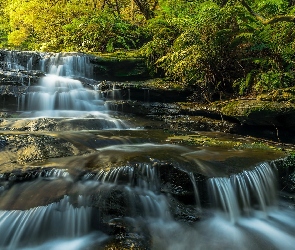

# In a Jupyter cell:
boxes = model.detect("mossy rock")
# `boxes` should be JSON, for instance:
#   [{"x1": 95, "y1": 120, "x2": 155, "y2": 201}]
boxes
[
  {"x1": 257, "y1": 87, "x2": 295, "y2": 102},
  {"x1": 89, "y1": 55, "x2": 149, "y2": 81},
  {"x1": 274, "y1": 154, "x2": 295, "y2": 193},
  {"x1": 214, "y1": 99, "x2": 295, "y2": 127}
]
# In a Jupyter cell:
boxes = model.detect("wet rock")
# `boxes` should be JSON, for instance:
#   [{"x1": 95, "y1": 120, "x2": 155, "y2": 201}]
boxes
[
  {"x1": 103, "y1": 217, "x2": 151, "y2": 250},
  {"x1": 89, "y1": 56, "x2": 149, "y2": 81},
  {"x1": 274, "y1": 156, "x2": 295, "y2": 194},
  {"x1": 0, "y1": 167, "x2": 71, "y2": 210},
  {"x1": 214, "y1": 99, "x2": 295, "y2": 127},
  {"x1": 0, "y1": 134, "x2": 81, "y2": 166},
  {"x1": 100, "y1": 80, "x2": 192, "y2": 102},
  {"x1": 167, "y1": 196, "x2": 202, "y2": 223},
  {"x1": 157, "y1": 162, "x2": 207, "y2": 206},
  {"x1": 107, "y1": 101, "x2": 181, "y2": 117},
  {"x1": 164, "y1": 115, "x2": 237, "y2": 133},
  {"x1": 0, "y1": 50, "x2": 41, "y2": 69},
  {"x1": 92, "y1": 187, "x2": 129, "y2": 221}
]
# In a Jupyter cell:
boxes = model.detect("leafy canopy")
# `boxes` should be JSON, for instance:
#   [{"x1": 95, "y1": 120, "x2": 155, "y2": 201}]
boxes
[{"x1": 1, "y1": 0, "x2": 295, "y2": 98}]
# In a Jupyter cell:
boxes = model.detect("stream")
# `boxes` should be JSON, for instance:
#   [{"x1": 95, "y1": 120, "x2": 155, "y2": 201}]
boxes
[{"x1": 0, "y1": 51, "x2": 294, "y2": 250}]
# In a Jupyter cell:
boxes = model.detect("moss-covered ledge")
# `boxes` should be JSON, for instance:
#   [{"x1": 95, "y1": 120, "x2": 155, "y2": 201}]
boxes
[
  {"x1": 210, "y1": 99, "x2": 295, "y2": 127},
  {"x1": 89, "y1": 52, "x2": 150, "y2": 81},
  {"x1": 208, "y1": 87, "x2": 295, "y2": 127}
]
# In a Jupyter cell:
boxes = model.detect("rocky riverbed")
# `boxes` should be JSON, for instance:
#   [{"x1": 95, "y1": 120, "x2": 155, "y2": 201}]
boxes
[{"x1": 0, "y1": 49, "x2": 295, "y2": 249}]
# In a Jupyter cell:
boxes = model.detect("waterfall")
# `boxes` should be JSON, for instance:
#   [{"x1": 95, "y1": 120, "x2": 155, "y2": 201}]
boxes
[
  {"x1": 3, "y1": 51, "x2": 25, "y2": 71},
  {"x1": 208, "y1": 162, "x2": 277, "y2": 222},
  {"x1": 27, "y1": 57, "x2": 33, "y2": 71},
  {"x1": 189, "y1": 172, "x2": 202, "y2": 211},
  {"x1": 9, "y1": 52, "x2": 129, "y2": 129},
  {"x1": 83, "y1": 162, "x2": 161, "y2": 191},
  {"x1": 82, "y1": 163, "x2": 170, "y2": 220},
  {"x1": 0, "y1": 196, "x2": 92, "y2": 249},
  {"x1": 24, "y1": 76, "x2": 104, "y2": 112},
  {"x1": 41, "y1": 53, "x2": 93, "y2": 78},
  {"x1": 21, "y1": 53, "x2": 104, "y2": 116},
  {"x1": 0, "y1": 159, "x2": 294, "y2": 249}
]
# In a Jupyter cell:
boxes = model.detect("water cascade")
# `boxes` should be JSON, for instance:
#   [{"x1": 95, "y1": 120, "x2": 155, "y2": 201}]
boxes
[
  {"x1": 189, "y1": 172, "x2": 202, "y2": 211},
  {"x1": 0, "y1": 153, "x2": 294, "y2": 249},
  {"x1": 2, "y1": 51, "x2": 27, "y2": 71},
  {"x1": 0, "y1": 52, "x2": 129, "y2": 128},
  {"x1": 0, "y1": 196, "x2": 92, "y2": 249},
  {"x1": 208, "y1": 162, "x2": 277, "y2": 223},
  {"x1": 20, "y1": 54, "x2": 106, "y2": 117},
  {"x1": 0, "y1": 51, "x2": 294, "y2": 249}
]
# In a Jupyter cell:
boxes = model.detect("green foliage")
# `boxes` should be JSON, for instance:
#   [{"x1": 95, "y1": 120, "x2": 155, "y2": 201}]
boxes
[
  {"x1": 63, "y1": 11, "x2": 149, "y2": 52},
  {"x1": 253, "y1": 0, "x2": 288, "y2": 17},
  {"x1": 139, "y1": 18, "x2": 183, "y2": 74},
  {"x1": 141, "y1": 0, "x2": 295, "y2": 99},
  {"x1": 255, "y1": 71, "x2": 294, "y2": 92},
  {"x1": 141, "y1": 1, "x2": 257, "y2": 97},
  {"x1": 1, "y1": 0, "x2": 150, "y2": 51},
  {"x1": 1, "y1": 0, "x2": 295, "y2": 99},
  {"x1": 0, "y1": 0, "x2": 9, "y2": 47}
]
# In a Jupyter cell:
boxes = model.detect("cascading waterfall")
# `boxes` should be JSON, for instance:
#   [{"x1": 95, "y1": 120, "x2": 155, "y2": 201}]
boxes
[
  {"x1": 2, "y1": 51, "x2": 26, "y2": 71},
  {"x1": 189, "y1": 172, "x2": 202, "y2": 210},
  {"x1": 0, "y1": 196, "x2": 92, "y2": 249},
  {"x1": 0, "y1": 163, "x2": 172, "y2": 249},
  {"x1": 84, "y1": 163, "x2": 160, "y2": 191},
  {"x1": 0, "y1": 50, "x2": 127, "y2": 127},
  {"x1": 208, "y1": 162, "x2": 277, "y2": 222},
  {"x1": 8, "y1": 52, "x2": 129, "y2": 128},
  {"x1": 1, "y1": 50, "x2": 295, "y2": 249},
  {"x1": 82, "y1": 163, "x2": 169, "y2": 219},
  {"x1": 150, "y1": 162, "x2": 295, "y2": 250},
  {"x1": 21, "y1": 53, "x2": 105, "y2": 116},
  {"x1": 0, "y1": 160, "x2": 294, "y2": 249},
  {"x1": 40, "y1": 53, "x2": 93, "y2": 78}
]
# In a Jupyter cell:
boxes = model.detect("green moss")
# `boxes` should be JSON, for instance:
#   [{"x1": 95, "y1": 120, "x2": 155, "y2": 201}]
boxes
[
  {"x1": 215, "y1": 99, "x2": 295, "y2": 118},
  {"x1": 257, "y1": 87, "x2": 295, "y2": 103},
  {"x1": 167, "y1": 133, "x2": 288, "y2": 152},
  {"x1": 143, "y1": 78, "x2": 185, "y2": 90},
  {"x1": 90, "y1": 52, "x2": 149, "y2": 80},
  {"x1": 90, "y1": 49, "x2": 143, "y2": 60}
]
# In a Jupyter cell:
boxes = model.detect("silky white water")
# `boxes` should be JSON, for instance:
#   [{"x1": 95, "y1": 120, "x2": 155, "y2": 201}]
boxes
[
  {"x1": 0, "y1": 161, "x2": 294, "y2": 249},
  {"x1": 1, "y1": 51, "x2": 295, "y2": 249},
  {"x1": 18, "y1": 53, "x2": 126, "y2": 128}
]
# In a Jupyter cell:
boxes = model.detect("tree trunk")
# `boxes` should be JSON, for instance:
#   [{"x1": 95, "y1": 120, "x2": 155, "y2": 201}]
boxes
[{"x1": 133, "y1": 0, "x2": 157, "y2": 20}]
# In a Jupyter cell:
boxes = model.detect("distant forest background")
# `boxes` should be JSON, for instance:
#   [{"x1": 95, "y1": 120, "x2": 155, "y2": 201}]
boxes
[{"x1": 1, "y1": 0, "x2": 295, "y2": 98}]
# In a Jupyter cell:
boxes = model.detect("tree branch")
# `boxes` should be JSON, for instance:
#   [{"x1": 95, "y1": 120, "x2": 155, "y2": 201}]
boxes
[{"x1": 240, "y1": 0, "x2": 295, "y2": 25}]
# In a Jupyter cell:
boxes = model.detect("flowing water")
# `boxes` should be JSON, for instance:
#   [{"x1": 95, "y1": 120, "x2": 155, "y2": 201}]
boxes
[
  {"x1": 17, "y1": 52, "x2": 125, "y2": 128},
  {"x1": 0, "y1": 51, "x2": 294, "y2": 249}
]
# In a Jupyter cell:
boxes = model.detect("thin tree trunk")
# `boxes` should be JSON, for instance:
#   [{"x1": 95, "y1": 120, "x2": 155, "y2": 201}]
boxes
[{"x1": 133, "y1": 0, "x2": 155, "y2": 20}]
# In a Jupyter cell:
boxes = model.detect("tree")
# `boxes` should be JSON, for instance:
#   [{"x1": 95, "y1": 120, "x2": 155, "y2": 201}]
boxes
[{"x1": 133, "y1": 0, "x2": 158, "y2": 20}]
